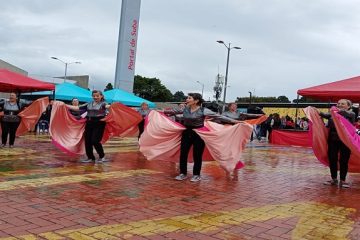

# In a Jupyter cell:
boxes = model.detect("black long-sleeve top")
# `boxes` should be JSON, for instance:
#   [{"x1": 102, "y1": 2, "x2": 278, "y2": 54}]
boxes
[
  {"x1": 165, "y1": 106, "x2": 236, "y2": 128},
  {"x1": 320, "y1": 110, "x2": 355, "y2": 141}
]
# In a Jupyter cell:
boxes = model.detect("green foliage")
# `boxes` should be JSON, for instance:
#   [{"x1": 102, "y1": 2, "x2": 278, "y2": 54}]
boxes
[
  {"x1": 133, "y1": 75, "x2": 173, "y2": 102},
  {"x1": 172, "y1": 91, "x2": 186, "y2": 102},
  {"x1": 104, "y1": 83, "x2": 113, "y2": 92},
  {"x1": 293, "y1": 96, "x2": 323, "y2": 103},
  {"x1": 277, "y1": 95, "x2": 291, "y2": 103},
  {"x1": 236, "y1": 95, "x2": 290, "y2": 103}
]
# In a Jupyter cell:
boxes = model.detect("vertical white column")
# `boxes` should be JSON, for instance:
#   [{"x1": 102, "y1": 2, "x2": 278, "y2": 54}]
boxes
[{"x1": 114, "y1": 0, "x2": 141, "y2": 92}]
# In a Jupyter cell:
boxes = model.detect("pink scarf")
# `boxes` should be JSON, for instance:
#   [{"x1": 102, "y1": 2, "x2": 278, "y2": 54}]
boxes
[
  {"x1": 139, "y1": 111, "x2": 253, "y2": 172},
  {"x1": 330, "y1": 107, "x2": 360, "y2": 172},
  {"x1": 50, "y1": 101, "x2": 142, "y2": 156},
  {"x1": 304, "y1": 106, "x2": 360, "y2": 172}
]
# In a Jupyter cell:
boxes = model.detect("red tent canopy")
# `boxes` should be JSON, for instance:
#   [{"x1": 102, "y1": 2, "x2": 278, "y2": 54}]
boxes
[
  {"x1": 297, "y1": 76, "x2": 360, "y2": 102},
  {"x1": 0, "y1": 69, "x2": 55, "y2": 93}
]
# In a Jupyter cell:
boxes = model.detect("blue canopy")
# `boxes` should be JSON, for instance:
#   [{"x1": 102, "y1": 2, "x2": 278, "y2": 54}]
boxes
[
  {"x1": 55, "y1": 82, "x2": 92, "y2": 102},
  {"x1": 104, "y1": 88, "x2": 156, "y2": 108},
  {"x1": 23, "y1": 82, "x2": 92, "y2": 102}
]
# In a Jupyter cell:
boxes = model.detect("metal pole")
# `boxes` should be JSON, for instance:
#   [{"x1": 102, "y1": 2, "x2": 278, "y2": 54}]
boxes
[
  {"x1": 295, "y1": 94, "x2": 299, "y2": 128},
  {"x1": 222, "y1": 43, "x2": 231, "y2": 113},
  {"x1": 196, "y1": 81, "x2": 204, "y2": 97},
  {"x1": 64, "y1": 63, "x2": 68, "y2": 82}
]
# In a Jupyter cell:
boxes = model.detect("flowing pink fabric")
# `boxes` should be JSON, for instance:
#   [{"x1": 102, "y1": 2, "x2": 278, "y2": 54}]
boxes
[
  {"x1": 303, "y1": 106, "x2": 329, "y2": 166},
  {"x1": 17, "y1": 97, "x2": 49, "y2": 136},
  {"x1": 139, "y1": 111, "x2": 253, "y2": 172},
  {"x1": 50, "y1": 101, "x2": 86, "y2": 155},
  {"x1": 139, "y1": 111, "x2": 186, "y2": 163},
  {"x1": 304, "y1": 106, "x2": 360, "y2": 172},
  {"x1": 330, "y1": 107, "x2": 360, "y2": 172},
  {"x1": 50, "y1": 101, "x2": 142, "y2": 156},
  {"x1": 196, "y1": 121, "x2": 253, "y2": 172}
]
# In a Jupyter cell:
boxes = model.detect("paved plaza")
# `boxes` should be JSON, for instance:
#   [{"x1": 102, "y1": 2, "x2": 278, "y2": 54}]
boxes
[{"x1": 0, "y1": 134, "x2": 359, "y2": 239}]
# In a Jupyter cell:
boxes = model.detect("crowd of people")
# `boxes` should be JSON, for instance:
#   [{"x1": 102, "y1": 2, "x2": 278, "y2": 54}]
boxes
[
  {"x1": 1, "y1": 92, "x2": 359, "y2": 187},
  {"x1": 257, "y1": 114, "x2": 309, "y2": 141}
]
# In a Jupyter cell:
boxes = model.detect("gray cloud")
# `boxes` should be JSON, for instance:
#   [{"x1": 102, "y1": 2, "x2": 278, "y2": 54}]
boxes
[{"x1": 2, "y1": 0, "x2": 360, "y2": 101}]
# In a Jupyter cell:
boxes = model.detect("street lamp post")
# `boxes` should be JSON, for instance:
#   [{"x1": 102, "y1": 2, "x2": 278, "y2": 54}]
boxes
[
  {"x1": 196, "y1": 80, "x2": 204, "y2": 97},
  {"x1": 249, "y1": 91, "x2": 252, "y2": 105},
  {"x1": 51, "y1": 57, "x2": 81, "y2": 82},
  {"x1": 216, "y1": 40, "x2": 241, "y2": 112}
]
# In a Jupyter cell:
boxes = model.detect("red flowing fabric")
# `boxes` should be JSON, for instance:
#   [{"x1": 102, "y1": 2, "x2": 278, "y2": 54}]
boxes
[
  {"x1": 303, "y1": 106, "x2": 329, "y2": 166},
  {"x1": 330, "y1": 107, "x2": 360, "y2": 172},
  {"x1": 270, "y1": 130, "x2": 311, "y2": 147},
  {"x1": 50, "y1": 101, "x2": 142, "y2": 156},
  {"x1": 17, "y1": 97, "x2": 49, "y2": 136},
  {"x1": 244, "y1": 115, "x2": 267, "y2": 125},
  {"x1": 101, "y1": 102, "x2": 143, "y2": 142},
  {"x1": 139, "y1": 111, "x2": 253, "y2": 172}
]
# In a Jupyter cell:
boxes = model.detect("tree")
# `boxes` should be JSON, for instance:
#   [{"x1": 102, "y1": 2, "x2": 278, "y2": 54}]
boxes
[
  {"x1": 236, "y1": 96, "x2": 277, "y2": 103},
  {"x1": 293, "y1": 96, "x2": 323, "y2": 103},
  {"x1": 236, "y1": 96, "x2": 291, "y2": 103},
  {"x1": 277, "y1": 95, "x2": 290, "y2": 103},
  {"x1": 133, "y1": 75, "x2": 173, "y2": 102},
  {"x1": 104, "y1": 83, "x2": 113, "y2": 92},
  {"x1": 172, "y1": 91, "x2": 186, "y2": 102}
]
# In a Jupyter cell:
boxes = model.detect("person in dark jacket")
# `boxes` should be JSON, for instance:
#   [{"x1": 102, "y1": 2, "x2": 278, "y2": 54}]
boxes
[
  {"x1": 67, "y1": 90, "x2": 110, "y2": 163},
  {"x1": 165, "y1": 93, "x2": 239, "y2": 182},
  {"x1": 69, "y1": 98, "x2": 85, "y2": 120},
  {"x1": 320, "y1": 99, "x2": 355, "y2": 188},
  {"x1": 137, "y1": 102, "x2": 150, "y2": 139},
  {"x1": 0, "y1": 92, "x2": 32, "y2": 148}
]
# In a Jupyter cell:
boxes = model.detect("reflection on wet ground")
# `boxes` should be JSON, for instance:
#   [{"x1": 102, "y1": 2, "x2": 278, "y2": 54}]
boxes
[{"x1": 0, "y1": 134, "x2": 359, "y2": 239}]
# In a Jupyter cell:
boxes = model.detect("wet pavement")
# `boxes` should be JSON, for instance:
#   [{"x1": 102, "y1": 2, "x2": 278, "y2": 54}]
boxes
[{"x1": 0, "y1": 134, "x2": 359, "y2": 239}]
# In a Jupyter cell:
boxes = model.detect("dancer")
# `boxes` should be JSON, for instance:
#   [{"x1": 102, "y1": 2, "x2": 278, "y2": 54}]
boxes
[
  {"x1": 222, "y1": 102, "x2": 263, "y2": 120},
  {"x1": 137, "y1": 102, "x2": 150, "y2": 139},
  {"x1": 69, "y1": 98, "x2": 85, "y2": 120},
  {"x1": 0, "y1": 93, "x2": 32, "y2": 148},
  {"x1": 164, "y1": 93, "x2": 240, "y2": 182},
  {"x1": 66, "y1": 90, "x2": 110, "y2": 163},
  {"x1": 320, "y1": 99, "x2": 355, "y2": 188}
]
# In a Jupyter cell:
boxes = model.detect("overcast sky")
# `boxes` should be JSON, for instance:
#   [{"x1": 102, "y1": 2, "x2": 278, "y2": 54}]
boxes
[{"x1": 2, "y1": 0, "x2": 360, "y2": 102}]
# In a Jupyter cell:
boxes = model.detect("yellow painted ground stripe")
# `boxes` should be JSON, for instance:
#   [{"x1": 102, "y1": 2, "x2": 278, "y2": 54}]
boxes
[
  {"x1": 0, "y1": 165, "x2": 125, "y2": 178},
  {"x1": 1, "y1": 202, "x2": 354, "y2": 240},
  {"x1": 205, "y1": 161, "x2": 331, "y2": 176},
  {"x1": 102, "y1": 147, "x2": 138, "y2": 153},
  {"x1": 0, "y1": 169, "x2": 160, "y2": 191},
  {"x1": 244, "y1": 165, "x2": 329, "y2": 175}
]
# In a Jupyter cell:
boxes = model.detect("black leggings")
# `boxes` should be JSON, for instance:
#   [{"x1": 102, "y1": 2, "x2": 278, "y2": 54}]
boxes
[
  {"x1": 179, "y1": 129, "x2": 205, "y2": 175},
  {"x1": 84, "y1": 120, "x2": 106, "y2": 160},
  {"x1": 328, "y1": 139, "x2": 351, "y2": 181},
  {"x1": 138, "y1": 119, "x2": 145, "y2": 139},
  {"x1": 1, "y1": 121, "x2": 20, "y2": 146}
]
